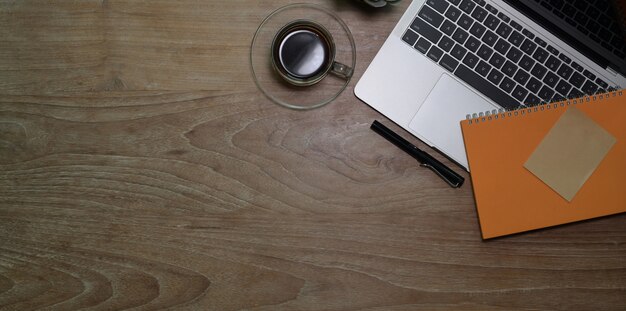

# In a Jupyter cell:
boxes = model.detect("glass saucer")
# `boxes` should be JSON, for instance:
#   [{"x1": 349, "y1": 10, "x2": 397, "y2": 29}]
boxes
[{"x1": 250, "y1": 3, "x2": 356, "y2": 110}]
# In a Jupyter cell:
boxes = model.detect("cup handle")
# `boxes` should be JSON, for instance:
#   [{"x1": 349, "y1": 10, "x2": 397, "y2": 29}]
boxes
[{"x1": 330, "y1": 61, "x2": 353, "y2": 80}]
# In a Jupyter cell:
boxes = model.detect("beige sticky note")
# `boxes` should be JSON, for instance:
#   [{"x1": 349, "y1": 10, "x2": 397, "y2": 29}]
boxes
[{"x1": 524, "y1": 107, "x2": 616, "y2": 202}]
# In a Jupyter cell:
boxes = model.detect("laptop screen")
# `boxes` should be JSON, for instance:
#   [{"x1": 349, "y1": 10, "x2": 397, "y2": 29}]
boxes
[{"x1": 507, "y1": 0, "x2": 626, "y2": 77}]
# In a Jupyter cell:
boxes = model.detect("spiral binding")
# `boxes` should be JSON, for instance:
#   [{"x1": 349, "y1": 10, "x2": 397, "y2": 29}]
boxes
[{"x1": 465, "y1": 90, "x2": 623, "y2": 125}]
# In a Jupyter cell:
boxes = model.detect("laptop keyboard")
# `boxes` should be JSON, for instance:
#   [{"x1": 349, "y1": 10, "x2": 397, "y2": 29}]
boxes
[{"x1": 401, "y1": 0, "x2": 619, "y2": 110}]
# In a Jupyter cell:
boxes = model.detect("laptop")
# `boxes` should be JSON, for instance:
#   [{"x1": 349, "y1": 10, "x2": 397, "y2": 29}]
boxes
[{"x1": 355, "y1": 0, "x2": 626, "y2": 170}]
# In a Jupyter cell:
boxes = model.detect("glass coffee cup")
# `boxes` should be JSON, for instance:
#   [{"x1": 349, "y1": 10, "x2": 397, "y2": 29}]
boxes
[
  {"x1": 250, "y1": 4, "x2": 356, "y2": 110},
  {"x1": 271, "y1": 20, "x2": 353, "y2": 87}
]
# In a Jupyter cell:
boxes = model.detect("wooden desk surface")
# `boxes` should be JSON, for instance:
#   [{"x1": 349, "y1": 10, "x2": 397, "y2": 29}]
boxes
[{"x1": 1, "y1": 1, "x2": 625, "y2": 310}]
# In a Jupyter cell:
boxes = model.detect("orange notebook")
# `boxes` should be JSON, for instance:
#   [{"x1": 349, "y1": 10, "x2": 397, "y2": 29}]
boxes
[{"x1": 461, "y1": 91, "x2": 626, "y2": 239}]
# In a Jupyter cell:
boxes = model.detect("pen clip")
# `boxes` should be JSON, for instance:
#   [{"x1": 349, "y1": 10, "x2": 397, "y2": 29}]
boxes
[{"x1": 420, "y1": 163, "x2": 463, "y2": 188}]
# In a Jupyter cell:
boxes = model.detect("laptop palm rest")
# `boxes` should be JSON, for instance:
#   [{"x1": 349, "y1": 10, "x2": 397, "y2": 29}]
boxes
[{"x1": 408, "y1": 74, "x2": 499, "y2": 170}]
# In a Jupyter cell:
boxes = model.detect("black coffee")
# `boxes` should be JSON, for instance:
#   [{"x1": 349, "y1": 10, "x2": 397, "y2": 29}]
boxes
[
  {"x1": 279, "y1": 29, "x2": 328, "y2": 78},
  {"x1": 272, "y1": 21, "x2": 334, "y2": 85}
]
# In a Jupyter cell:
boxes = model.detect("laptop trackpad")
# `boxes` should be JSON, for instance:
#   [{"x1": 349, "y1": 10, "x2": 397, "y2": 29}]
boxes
[{"x1": 408, "y1": 74, "x2": 498, "y2": 169}]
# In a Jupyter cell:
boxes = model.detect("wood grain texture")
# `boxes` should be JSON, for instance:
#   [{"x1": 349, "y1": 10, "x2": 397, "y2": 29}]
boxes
[{"x1": 1, "y1": 0, "x2": 625, "y2": 310}]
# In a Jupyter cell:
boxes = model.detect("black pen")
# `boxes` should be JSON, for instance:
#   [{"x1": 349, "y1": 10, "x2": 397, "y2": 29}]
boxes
[{"x1": 370, "y1": 120, "x2": 464, "y2": 188}]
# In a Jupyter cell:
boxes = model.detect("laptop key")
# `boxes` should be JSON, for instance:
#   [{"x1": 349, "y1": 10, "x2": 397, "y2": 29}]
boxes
[
  {"x1": 441, "y1": 20, "x2": 457, "y2": 36},
  {"x1": 459, "y1": 0, "x2": 475, "y2": 14},
  {"x1": 522, "y1": 28, "x2": 535, "y2": 40},
  {"x1": 438, "y1": 36, "x2": 455, "y2": 52},
  {"x1": 532, "y1": 47, "x2": 549, "y2": 63},
  {"x1": 557, "y1": 65, "x2": 573, "y2": 80},
  {"x1": 508, "y1": 31, "x2": 524, "y2": 46},
  {"x1": 411, "y1": 18, "x2": 443, "y2": 44},
  {"x1": 419, "y1": 5, "x2": 445, "y2": 28},
  {"x1": 569, "y1": 72, "x2": 585, "y2": 88},
  {"x1": 526, "y1": 77, "x2": 542, "y2": 93},
  {"x1": 455, "y1": 64, "x2": 521, "y2": 110},
  {"x1": 477, "y1": 45, "x2": 493, "y2": 61},
  {"x1": 547, "y1": 45, "x2": 559, "y2": 56},
  {"x1": 487, "y1": 70, "x2": 504, "y2": 85},
  {"x1": 497, "y1": 12, "x2": 510, "y2": 23},
  {"x1": 519, "y1": 55, "x2": 535, "y2": 71},
  {"x1": 496, "y1": 23, "x2": 512, "y2": 38},
  {"x1": 559, "y1": 53, "x2": 572, "y2": 64},
  {"x1": 596, "y1": 78, "x2": 609, "y2": 90},
  {"x1": 538, "y1": 86, "x2": 555, "y2": 101},
  {"x1": 500, "y1": 77, "x2": 516, "y2": 93},
  {"x1": 484, "y1": 14, "x2": 500, "y2": 30},
  {"x1": 489, "y1": 53, "x2": 505, "y2": 69},
  {"x1": 471, "y1": 6, "x2": 488, "y2": 22},
  {"x1": 427, "y1": 46, "x2": 444, "y2": 62},
  {"x1": 464, "y1": 36, "x2": 481, "y2": 52},
  {"x1": 426, "y1": 0, "x2": 449, "y2": 14},
  {"x1": 534, "y1": 36, "x2": 547, "y2": 47},
  {"x1": 581, "y1": 80, "x2": 599, "y2": 94},
  {"x1": 520, "y1": 39, "x2": 537, "y2": 55},
  {"x1": 494, "y1": 38, "x2": 511, "y2": 55},
  {"x1": 512, "y1": 85, "x2": 529, "y2": 101},
  {"x1": 525, "y1": 93, "x2": 541, "y2": 106},
  {"x1": 415, "y1": 37, "x2": 432, "y2": 54},
  {"x1": 510, "y1": 20, "x2": 523, "y2": 32},
  {"x1": 457, "y1": 14, "x2": 474, "y2": 30},
  {"x1": 582, "y1": 69, "x2": 596, "y2": 81},
  {"x1": 506, "y1": 47, "x2": 523, "y2": 63},
  {"x1": 502, "y1": 60, "x2": 518, "y2": 77},
  {"x1": 469, "y1": 23, "x2": 486, "y2": 38},
  {"x1": 514, "y1": 70, "x2": 530, "y2": 85},
  {"x1": 555, "y1": 80, "x2": 572, "y2": 96},
  {"x1": 476, "y1": 60, "x2": 492, "y2": 77},
  {"x1": 543, "y1": 72, "x2": 559, "y2": 88},
  {"x1": 440, "y1": 54, "x2": 459, "y2": 72},
  {"x1": 402, "y1": 29, "x2": 420, "y2": 46},
  {"x1": 569, "y1": 88, "x2": 583, "y2": 99},
  {"x1": 452, "y1": 28, "x2": 469, "y2": 44},
  {"x1": 482, "y1": 30, "x2": 498, "y2": 47},
  {"x1": 544, "y1": 55, "x2": 562, "y2": 72},
  {"x1": 530, "y1": 63, "x2": 548, "y2": 80},
  {"x1": 451, "y1": 44, "x2": 468, "y2": 60},
  {"x1": 463, "y1": 53, "x2": 479, "y2": 69},
  {"x1": 445, "y1": 6, "x2": 462, "y2": 22},
  {"x1": 552, "y1": 94, "x2": 565, "y2": 102},
  {"x1": 571, "y1": 61, "x2": 583, "y2": 72},
  {"x1": 485, "y1": 4, "x2": 498, "y2": 14}
]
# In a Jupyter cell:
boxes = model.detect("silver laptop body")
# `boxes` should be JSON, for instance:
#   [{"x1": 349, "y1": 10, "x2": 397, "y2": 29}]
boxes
[{"x1": 355, "y1": 0, "x2": 626, "y2": 170}]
